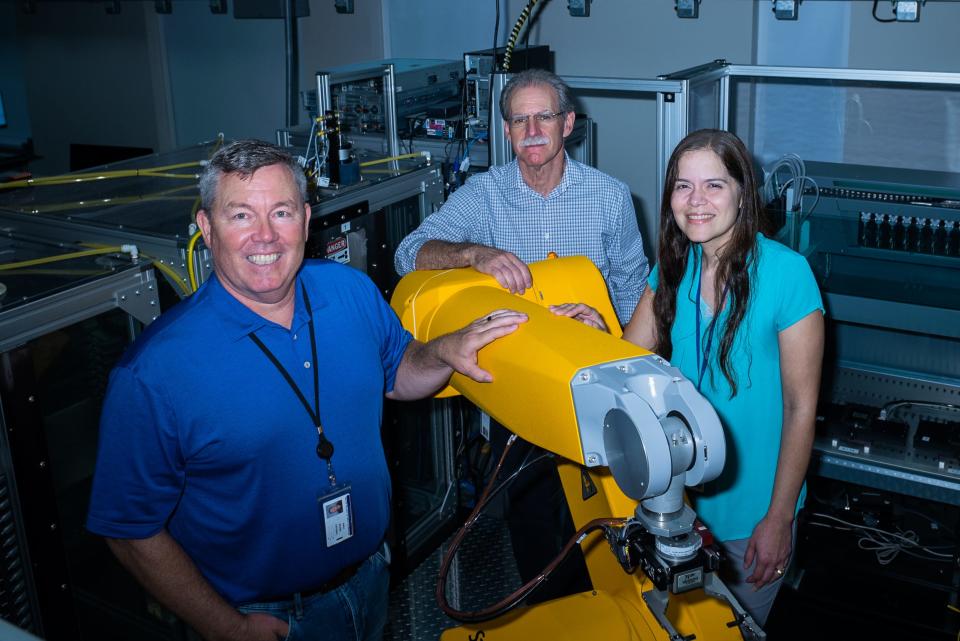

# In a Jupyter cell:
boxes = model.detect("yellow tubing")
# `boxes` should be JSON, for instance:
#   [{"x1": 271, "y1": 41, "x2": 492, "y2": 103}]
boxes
[
  {"x1": 0, "y1": 161, "x2": 204, "y2": 190},
  {"x1": 0, "y1": 247, "x2": 124, "y2": 271},
  {"x1": 145, "y1": 256, "x2": 191, "y2": 296},
  {"x1": 359, "y1": 152, "x2": 425, "y2": 168},
  {"x1": 186, "y1": 230, "x2": 204, "y2": 292}
]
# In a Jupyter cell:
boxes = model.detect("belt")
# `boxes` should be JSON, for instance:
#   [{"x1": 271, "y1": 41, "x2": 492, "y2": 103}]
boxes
[{"x1": 259, "y1": 557, "x2": 366, "y2": 604}]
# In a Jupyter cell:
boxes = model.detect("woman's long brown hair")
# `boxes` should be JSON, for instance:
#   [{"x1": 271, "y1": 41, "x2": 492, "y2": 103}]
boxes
[{"x1": 654, "y1": 129, "x2": 764, "y2": 397}]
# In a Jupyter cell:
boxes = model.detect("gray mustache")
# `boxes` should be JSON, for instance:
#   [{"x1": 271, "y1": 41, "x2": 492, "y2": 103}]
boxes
[{"x1": 519, "y1": 135, "x2": 551, "y2": 147}]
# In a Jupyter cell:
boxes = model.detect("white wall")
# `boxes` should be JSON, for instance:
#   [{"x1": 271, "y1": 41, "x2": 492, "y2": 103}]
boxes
[
  {"x1": 847, "y1": 0, "x2": 960, "y2": 72},
  {"x1": 2, "y1": 0, "x2": 384, "y2": 173},
  {"x1": 383, "y1": 0, "x2": 509, "y2": 59},
  {"x1": 15, "y1": 1, "x2": 164, "y2": 174},
  {"x1": 161, "y1": 0, "x2": 384, "y2": 147}
]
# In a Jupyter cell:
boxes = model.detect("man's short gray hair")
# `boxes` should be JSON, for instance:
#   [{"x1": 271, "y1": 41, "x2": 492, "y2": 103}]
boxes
[
  {"x1": 198, "y1": 139, "x2": 308, "y2": 212},
  {"x1": 499, "y1": 68, "x2": 575, "y2": 120}
]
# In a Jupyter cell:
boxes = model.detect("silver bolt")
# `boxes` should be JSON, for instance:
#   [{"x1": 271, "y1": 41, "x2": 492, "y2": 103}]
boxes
[
  {"x1": 27, "y1": 396, "x2": 35, "y2": 403},
  {"x1": 586, "y1": 454, "x2": 598, "y2": 465},
  {"x1": 39, "y1": 461, "x2": 46, "y2": 468}
]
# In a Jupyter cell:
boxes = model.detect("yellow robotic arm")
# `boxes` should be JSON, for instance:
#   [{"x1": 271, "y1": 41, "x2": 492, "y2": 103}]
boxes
[{"x1": 391, "y1": 256, "x2": 765, "y2": 641}]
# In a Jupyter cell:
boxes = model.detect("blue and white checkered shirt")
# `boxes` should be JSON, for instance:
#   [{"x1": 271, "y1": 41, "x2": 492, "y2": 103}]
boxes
[{"x1": 394, "y1": 155, "x2": 649, "y2": 324}]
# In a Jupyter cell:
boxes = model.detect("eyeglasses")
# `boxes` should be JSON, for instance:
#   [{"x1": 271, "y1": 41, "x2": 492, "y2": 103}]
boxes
[{"x1": 507, "y1": 111, "x2": 565, "y2": 129}]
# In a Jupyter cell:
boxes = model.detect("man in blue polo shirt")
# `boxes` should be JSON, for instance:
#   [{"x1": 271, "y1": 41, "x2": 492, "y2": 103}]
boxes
[{"x1": 86, "y1": 140, "x2": 526, "y2": 641}]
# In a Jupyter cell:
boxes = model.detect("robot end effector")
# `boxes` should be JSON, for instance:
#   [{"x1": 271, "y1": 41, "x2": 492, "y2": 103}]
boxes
[{"x1": 572, "y1": 353, "x2": 726, "y2": 537}]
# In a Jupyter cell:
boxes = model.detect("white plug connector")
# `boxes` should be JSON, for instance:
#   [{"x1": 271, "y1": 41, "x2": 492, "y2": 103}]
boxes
[{"x1": 120, "y1": 244, "x2": 140, "y2": 261}]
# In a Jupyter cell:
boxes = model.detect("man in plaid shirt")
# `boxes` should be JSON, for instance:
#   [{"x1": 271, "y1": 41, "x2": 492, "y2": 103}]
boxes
[
  {"x1": 395, "y1": 68, "x2": 648, "y2": 328},
  {"x1": 394, "y1": 68, "x2": 649, "y2": 603}
]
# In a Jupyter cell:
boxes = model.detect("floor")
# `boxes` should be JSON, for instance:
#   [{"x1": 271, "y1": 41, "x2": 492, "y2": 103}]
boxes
[
  {"x1": 384, "y1": 514, "x2": 521, "y2": 641},
  {"x1": 383, "y1": 514, "x2": 958, "y2": 641}
]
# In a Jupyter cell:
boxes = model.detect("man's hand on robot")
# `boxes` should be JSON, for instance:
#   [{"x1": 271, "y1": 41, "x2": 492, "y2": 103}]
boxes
[
  {"x1": 548, "y1": 302, "x2": 609, "y2": 332},
  {"x1": 468, "y1": 246, "x2": 533, "y2": 294},
  {"x1": 439, "y1": 309, "x2": 528, "y2": 383}
]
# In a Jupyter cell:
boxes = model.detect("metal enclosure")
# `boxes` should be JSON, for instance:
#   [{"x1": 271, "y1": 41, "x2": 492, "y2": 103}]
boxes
[
  {"x1": 0, "y1": 224, "x2": 160, "y2": 640},
  {"x1": 658, "y1": 61, "x2": 960, "y2": 636},
  {"x1": 311, "y1": 59, "x2": 464, "y2": 163},
  {"x1": 0, "y1": 140, "x2": 222, "y2": 298}
]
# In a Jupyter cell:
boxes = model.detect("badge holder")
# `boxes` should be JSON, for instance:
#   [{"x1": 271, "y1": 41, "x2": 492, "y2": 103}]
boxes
[{"x1": 316, "y1": 434, "x2": 354, "y2": 548}]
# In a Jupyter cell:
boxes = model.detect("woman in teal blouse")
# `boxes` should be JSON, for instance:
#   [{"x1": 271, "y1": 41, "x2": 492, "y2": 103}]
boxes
[{"x1": 624, "y1": 129, "x2": 824, "y2": 625}]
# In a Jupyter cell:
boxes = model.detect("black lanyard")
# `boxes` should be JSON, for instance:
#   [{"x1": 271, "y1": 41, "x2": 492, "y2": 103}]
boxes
[
  {"x1": 694, "y1": 261, "x2": 728, "y2": 392},
  {"x1": 248, "y1": 283, "x2": 337, "y2": 486}
]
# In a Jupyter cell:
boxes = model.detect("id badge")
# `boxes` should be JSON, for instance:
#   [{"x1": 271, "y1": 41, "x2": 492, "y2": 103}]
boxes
[{"x1": 319, "y1": 483, "x2": 354, "y2": 548}]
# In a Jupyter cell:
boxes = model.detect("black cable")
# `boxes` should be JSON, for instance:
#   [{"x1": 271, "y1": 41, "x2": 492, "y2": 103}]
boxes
[
  {"x1": 283, "y1": 0, "x2": 300, "y2": 127},
  {"x1": 872, "y1": 0, "x2": 897, "y2": 22},
  {"x1": 503, "y1": 0, "x2": 540, "y2": 72},
  {"x1": 493, "y1": 0, "x2": 500, "y2": 67},
  {"x1": 435, "y1": 435, "x2": 622, "y2": 623}
]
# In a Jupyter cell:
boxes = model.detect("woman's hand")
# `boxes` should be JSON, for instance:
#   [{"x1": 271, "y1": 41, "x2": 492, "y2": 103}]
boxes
[
  {"x1": 744, "y1": 514, "x2": 794, "y2": 589},
  {"x1": 549, "y1": 303, "x2": 609, "y2": 332}
]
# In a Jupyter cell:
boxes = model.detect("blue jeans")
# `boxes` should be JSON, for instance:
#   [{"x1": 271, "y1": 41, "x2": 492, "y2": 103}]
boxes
[{"x1": 238, "y1": 549, "x2": 389, "y2": 641}]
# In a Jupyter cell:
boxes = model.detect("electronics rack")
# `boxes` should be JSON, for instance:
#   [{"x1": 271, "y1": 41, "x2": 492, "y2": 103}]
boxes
[
  {"x1": 462, "y1": 45, "x2": 551, "y2": 141},
  {"x1": 786, "y1": 161, "x2": 960, "y2": 639}
]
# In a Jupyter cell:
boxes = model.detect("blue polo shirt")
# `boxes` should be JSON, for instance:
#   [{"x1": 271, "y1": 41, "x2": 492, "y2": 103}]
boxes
[
  {"x1": 87, "y1": 259, "x2": 412, "y2": 605},
  {"x1": 649, "y1": 234, "x2": 823, "y2": 541}
]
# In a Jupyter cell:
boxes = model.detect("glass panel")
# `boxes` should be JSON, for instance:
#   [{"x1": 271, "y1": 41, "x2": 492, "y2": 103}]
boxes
[
  {"x1": 724, "y1": 73, "x2": 960, "y2": 314},
  {"x1": 689, "y1": 78, "x2": 721, "y2": 133},
  {"x1": 729, "y1": 76, "x2": 960, "y2": 171},
  {"x1": 0, "y1": 234, "x2": 131, "y2": 311}
]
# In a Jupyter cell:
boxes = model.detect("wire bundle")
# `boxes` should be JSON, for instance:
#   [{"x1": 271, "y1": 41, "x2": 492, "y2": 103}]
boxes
[
  {"x1": 807, "y1": 511, "x2": 955, "y2": 566},
  {"x1": 301, "y1": 116, "x2": 330, "y2": 184},
  {"x1": 762, "y1": 153, "x2": 820, "y2": 215}
]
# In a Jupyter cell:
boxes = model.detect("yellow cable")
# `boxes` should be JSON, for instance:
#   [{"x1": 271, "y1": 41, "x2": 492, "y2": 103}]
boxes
[
  {"x1": 145, "y1": 256, "x2": 191, "y2": 296},
  {"x1": 78, "y1": 243, "x2": 191, "y2": 297},
  {"x1": 0, "y1": 268, "x2": 104, "y2": 277},
  {"x1": 13, "y1": 194, "x2": 196, "y2": 215},
  {"x1": 210, "y1": 133, "x2": 224, "y2": 155},
  {"x1": 186, "y1": 230, "x2": 204, "y2": 292},
  {"x1": 359, "y1": 153, "x2": 425, "y2": 168},
  {"x1": 137, "y1": 172, "x2": 200, "y2": 179},
  {"x1": 0, "y1": 161, "x2": 203, "y2": 190},
  {"x1": 0, "y1": 247, "x2": 123, "y2": 271}
]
